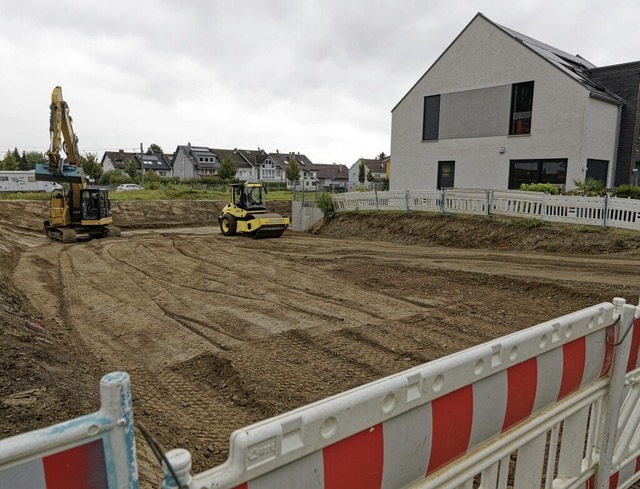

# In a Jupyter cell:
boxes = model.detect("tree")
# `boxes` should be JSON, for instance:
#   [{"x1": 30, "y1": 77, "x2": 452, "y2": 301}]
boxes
[
  {"x1": 217, "y1": 155, "x2": 237, "y2": 181},
  {"x1": 18, "y1": 151, "x2": 29, "y2": 170},
  {"x1": 148, "y1": 143, "x2": 163, "y2": 154},
  {"x1": 285, "y1": 157, "x2": 301, "y2": 186},
  {"x1": 366, "y1": 169, "x2": 375, "y2": 186},
  {"x1": 124, "y1": 160, "x2": 138, "y2": 180},
  {"x1": 1, "y1": 150, "x2": 18, "y2": 171},
  {"x1": 376, "y1": 152, "x2": 387, "y2": 161},
  {"x1": 358, "y1": 159, "x2": 366, "y2": 184},
  {"x1": 25, "y1": 151, "x2": 47, "y2": 169},
  {"x1": 81, "y1": 153, "x2": 103, "y2": 182}
]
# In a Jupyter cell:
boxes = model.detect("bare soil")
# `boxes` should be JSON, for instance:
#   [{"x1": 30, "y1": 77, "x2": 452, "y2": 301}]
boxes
[{"x1": 1, "y1": 201, "x2": 639, "y2": 487}]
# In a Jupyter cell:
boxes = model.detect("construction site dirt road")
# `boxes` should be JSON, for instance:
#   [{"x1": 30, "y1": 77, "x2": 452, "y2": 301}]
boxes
[{"x1": 1, "y1": 200, "x2": 639, "y2": 487}]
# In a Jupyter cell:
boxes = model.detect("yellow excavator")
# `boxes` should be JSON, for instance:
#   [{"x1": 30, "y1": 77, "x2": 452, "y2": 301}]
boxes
[
  {"x1": 218, "y1": 182, "x2": 289, "y2": 238},
  {"x1": 35, "y1": 86, "x2": 120, "y2": 243}
]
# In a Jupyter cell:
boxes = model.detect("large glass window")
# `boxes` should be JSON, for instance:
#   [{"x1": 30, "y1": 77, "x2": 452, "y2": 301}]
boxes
[
  {"x1": 509, "y1": 81, "x2": 534, "y2": 135},
  {"x1": 422, "y1": 94, "x2": 440, "y2": 140},
  {"x1": 509, "y1": 159, "x2": 567, "y2": 189}
]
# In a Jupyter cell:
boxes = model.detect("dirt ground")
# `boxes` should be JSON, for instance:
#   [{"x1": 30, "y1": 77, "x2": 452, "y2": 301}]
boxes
[{"x1": 1, "y1": 200, "x2": 639, "y2": 487}]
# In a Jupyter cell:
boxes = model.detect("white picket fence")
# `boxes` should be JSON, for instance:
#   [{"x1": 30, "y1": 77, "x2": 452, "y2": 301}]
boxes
[
  {"x1": 3, "y1": 299, "x2": 640, "y2": 489},
  {"x1": 333, "y1": 189, "x2": 640, "y2": 230}
]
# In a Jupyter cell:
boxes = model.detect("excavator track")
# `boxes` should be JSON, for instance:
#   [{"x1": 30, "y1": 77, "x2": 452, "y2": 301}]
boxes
[
  {"x1": 104, "y1": 225, "x2": 122, "y2": 237},
  {"x1": 47, "y1": 227, "x2": 77, "y2": 243}
]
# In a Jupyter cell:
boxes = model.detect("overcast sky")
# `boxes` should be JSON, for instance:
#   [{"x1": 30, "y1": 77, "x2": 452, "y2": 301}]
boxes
[{"x1": 1, "y1": 0, "x2": 639, "y2": 165}]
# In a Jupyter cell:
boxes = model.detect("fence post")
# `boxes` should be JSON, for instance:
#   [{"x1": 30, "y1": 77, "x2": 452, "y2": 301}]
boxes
[
  {"x1": 440, "y1": 189, "x2": 446, "y2": 214},
  {"x1": 602, "y1": 194, "x2": 608, "y2": 228},
  {"x1": 594, "y1": 299, "x2": 635, "y2": 489},
  {"x1": 486, "y1": 190, "x2": 492, "y2": 217},
  {"x1": 375, "y1": 187, "x2": 379, "y2": 211},
  {"x1": 405, "y1": 189, "x2": 409, "y2": 211}
]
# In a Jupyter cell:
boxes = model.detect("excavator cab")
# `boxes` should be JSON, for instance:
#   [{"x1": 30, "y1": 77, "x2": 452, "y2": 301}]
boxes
[{"x1": 80, "y1": 188, "x2": 111, "y2": 222}]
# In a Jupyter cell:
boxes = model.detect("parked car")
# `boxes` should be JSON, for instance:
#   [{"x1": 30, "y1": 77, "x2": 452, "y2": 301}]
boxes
[
  {"x1": 324, "y1": 183, "x2": 347, "y2": 193},
  {"x1": 116, "y1": 184, "x2": 143, "y2": 192}
]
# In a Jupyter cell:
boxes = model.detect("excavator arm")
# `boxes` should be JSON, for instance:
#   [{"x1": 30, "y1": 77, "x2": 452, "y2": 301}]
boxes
[
  {"x1": 36, "y1": 86, "x2": 84, "y2": 184},
  {"x1": 47, "y1": 86, "x2": 82, "y2": 170}
]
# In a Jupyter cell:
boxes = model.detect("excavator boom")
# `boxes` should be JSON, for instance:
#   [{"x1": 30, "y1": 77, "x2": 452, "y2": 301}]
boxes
[{"x1": 34, "y1": 86, "x2": 120, "y2": 242}]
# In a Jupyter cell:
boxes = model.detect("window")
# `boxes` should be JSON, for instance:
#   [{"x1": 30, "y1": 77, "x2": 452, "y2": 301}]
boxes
[
  {"x1": 437, "y1": 161, "x2": 455, "y2": 189},
  {"x1": 508, "y1": 159, "x2": 567, "y2": 189},
  {"x1": 422, "y1": 94, "x2": 440, "y2": 140},
  {"x1": 509, "y1": 81, "x2": 534, "y2": 135}
]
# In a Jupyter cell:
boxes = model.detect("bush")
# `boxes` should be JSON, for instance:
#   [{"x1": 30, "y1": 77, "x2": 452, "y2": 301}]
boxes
[
  {"x1": 613, "y1": 184, "x2": 640, "y2": 200},
  {"x1": 99, "y1": 170, "x2": 132, "y2": 187},
  {"x1": 316, "y1": 192, "x2": 336, "y2": 221},
  {"x1": 568, "y1": 178, "x2": 606, "y2": 197},
  {"x1": 519, "y1": 183, "x2": 559, "y2": 195}
]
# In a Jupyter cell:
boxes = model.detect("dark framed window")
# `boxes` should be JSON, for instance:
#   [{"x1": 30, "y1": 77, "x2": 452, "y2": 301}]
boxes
[
  {"x1": 437, "y1": 161, "x2": 455, "y2": 189},
  {"x1": 509, "y1": 81, "x2": 534, "y2": 135},
  {"x1": 422, "y1": 94, "x2": 440, "y2": 140},
  {"x1": 508, "y1": 159, "x2": 567, "y2": 189}
]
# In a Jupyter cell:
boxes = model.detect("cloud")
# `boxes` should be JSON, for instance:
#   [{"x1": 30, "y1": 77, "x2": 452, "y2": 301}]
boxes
[{"x1": 0, "y1": 0, "x2": 638, "y2": 162}]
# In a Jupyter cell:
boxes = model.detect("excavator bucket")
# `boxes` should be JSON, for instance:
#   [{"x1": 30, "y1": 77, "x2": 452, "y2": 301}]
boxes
[{"x1": 35, "y1": 163, "x2": 84, "y2": 184}]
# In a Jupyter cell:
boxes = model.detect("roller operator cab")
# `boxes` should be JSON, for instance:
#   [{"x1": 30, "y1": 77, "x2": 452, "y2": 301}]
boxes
[{"x1": 218, "y1": 183, "x2": 290, "y2": 239}]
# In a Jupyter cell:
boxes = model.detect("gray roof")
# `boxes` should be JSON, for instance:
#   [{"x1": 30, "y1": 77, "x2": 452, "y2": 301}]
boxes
[
  {"x1": 492, "y1": 17, "x2": 625, "y2": 105},
  {"x1": 137, "y1": 152, "x2": 172, "y2": 172},
  {"x1": 313, "y1": 163, "x2": 349, "y2": 179},
  {"x1": 210, "y1": 148, "x2": 252, "y2": 168},
  {"x1": 393, "y1": 12, "x2": 627, "y2": 112},
  {"x1": 268, "y1": 152, "x2": 314, "y2": 168}
]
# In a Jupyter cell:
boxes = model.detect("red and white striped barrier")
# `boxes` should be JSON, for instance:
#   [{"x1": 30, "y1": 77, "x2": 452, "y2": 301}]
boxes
[
  {"x1": 2, "y1": 439, "x2": 108, "y2": 488},
  {"x1": 0, "y1": 372, "x2": 138, "y2": 489},
  {"x1": 163, "y1": 300, "x2": 639, "y2": 489}
]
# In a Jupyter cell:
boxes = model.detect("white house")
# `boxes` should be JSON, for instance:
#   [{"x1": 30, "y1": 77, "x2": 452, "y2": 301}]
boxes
[
  {"x1": 348, "y1": 158, "x2": 388, "y2": 189},
  {"x1": 390, "y1": 13, "x2": 636, "y2": 192}
]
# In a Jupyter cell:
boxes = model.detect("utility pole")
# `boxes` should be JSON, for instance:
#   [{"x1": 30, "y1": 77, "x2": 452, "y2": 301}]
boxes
[{"x1": 140, "y1": 143, "x2": 144, "y2": 185}]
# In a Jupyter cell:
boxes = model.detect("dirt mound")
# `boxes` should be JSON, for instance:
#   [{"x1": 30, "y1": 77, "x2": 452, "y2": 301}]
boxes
[{"x1": 316, "y1": 211, "x2": 640, "y2": 255}]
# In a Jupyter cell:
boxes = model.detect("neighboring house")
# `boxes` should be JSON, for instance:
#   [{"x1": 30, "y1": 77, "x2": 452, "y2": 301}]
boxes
[
  {"x1": 268, "y1": 152, "x2": 316, "y2": 188},
  {"x1": 348, "y1": 158, "x2": 388, "y2": 188},
  {"x1": 172, "y1": 145, "x2": 219, "y2": 179},
  {"x1": 210, "y1": 148, "x2": 260, "y2": 181},
  {"x1": 390, "y1": 13, "x2": 640, "y2": 191},
  {"x1": 101, "y1": 150, "x2": 137, "y2": 173},
  {"x1": 314, "y1": 163, "x2": 349, "y2": 189},
  {"x1": 138, "y1": 152, "x2": 172, "y2": 177}
]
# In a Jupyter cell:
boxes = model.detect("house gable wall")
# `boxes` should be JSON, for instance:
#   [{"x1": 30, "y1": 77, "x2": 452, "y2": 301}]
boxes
[{"x1": 390, "y1": 14, "x2": 620, "y2": 191}]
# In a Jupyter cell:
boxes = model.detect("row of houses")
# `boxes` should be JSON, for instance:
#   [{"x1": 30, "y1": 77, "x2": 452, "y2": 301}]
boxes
[
  {"x1": 101, "y1": 145, "x2": 390, "y2": 189},
  {"x1": 390, "y1": 12, "x2": 640, "y2": 192}
]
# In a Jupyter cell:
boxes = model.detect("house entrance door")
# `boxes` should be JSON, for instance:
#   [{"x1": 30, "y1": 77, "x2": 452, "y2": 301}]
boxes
[{"x1": 585, "y1": 159, "x2": 608, "y2": 186}]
